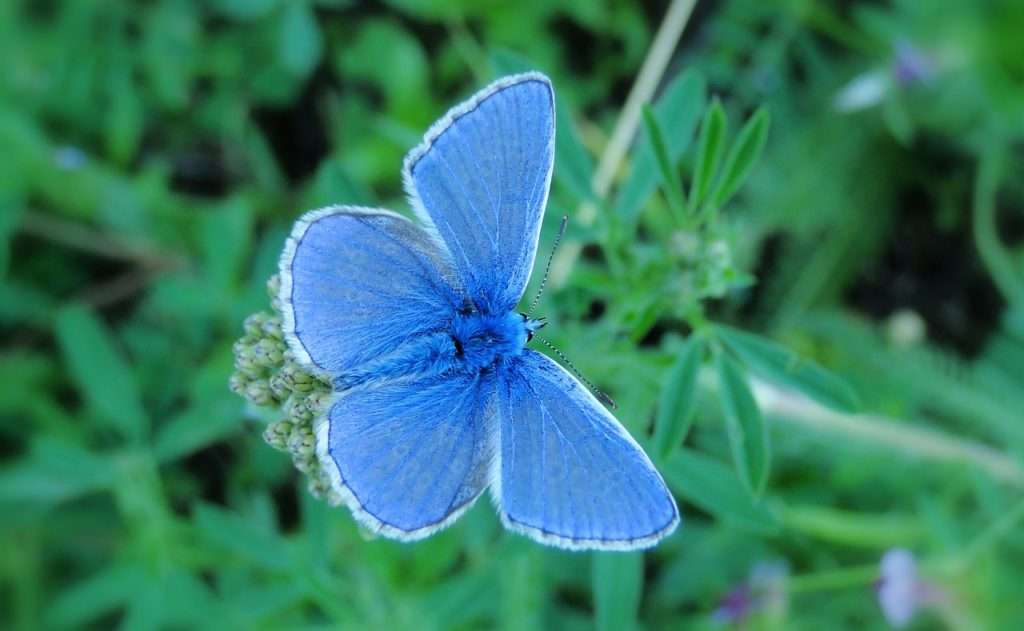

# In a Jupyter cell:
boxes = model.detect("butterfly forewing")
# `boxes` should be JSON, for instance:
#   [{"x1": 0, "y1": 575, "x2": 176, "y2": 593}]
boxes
[
  {"x1": 403, "y1": 73, "x2": 555, "y2": 314},
  {"x1": 279, "y1": 206, "x2": 461, "y2": 374}
]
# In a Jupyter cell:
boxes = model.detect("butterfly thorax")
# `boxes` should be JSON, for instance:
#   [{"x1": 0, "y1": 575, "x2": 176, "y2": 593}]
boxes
[{"x1": 450, "y1": 310, "x2": 536, "y2": 373}]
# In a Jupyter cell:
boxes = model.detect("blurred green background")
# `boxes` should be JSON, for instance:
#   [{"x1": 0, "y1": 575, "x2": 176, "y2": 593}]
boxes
[{"x1": 3, "y1": 0, "x2": 1024, "y2": 629}]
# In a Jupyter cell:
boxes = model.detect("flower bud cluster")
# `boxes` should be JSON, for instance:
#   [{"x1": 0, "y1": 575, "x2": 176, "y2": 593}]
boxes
[{"x1": 230, "y1": 274, "x2": 340, "y2": 503}]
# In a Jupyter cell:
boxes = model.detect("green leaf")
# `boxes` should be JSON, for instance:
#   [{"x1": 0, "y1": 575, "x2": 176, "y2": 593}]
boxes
[
  {"x1": 614, "y1": 70, "x2": 706, "y2": 218},
  {"x1": 333, "y1": 18, "x2": 428, "y2": 119},
  {"x1": 0, "y1": 196, "x2": 23, "y2": 277},
  {"x1": 555, "y1": 95, "x2": 596, "y2": 202},
  {"x1": 0, "y1": 279, "x2": 56, "y2": 328},
  {"x1": 688, "y1": 98, "x2": 727, "y2": 211},
  {"x1": 715, "y1": 325, "x2": 861, "y2": 412},
  {"x1": 47, "y1": 564, "x2": 146, "y2": 628},
  {"x1": 0, "y1": 439, "x2": 119, "y2": 506},
  {"x1": 593, "y1": 552, "x2": 643, "y2": 631},
  {"x1": 119, "y1": 581, "x2": 166, "y2": 631},
  {"x1": 55, "y1": 304, "x2": 148, "y2": 441},
  {"x1": 715, "y1": 351, "x2": 770, "y2": 496},
  {"x1": 200, "y1": 196, "x2": 253, "y2": 297},
  {"x1": 708, "y1": 107, "x2": 770, "y2": 208},
  {"x1": 278, "y1": 0, "x2": 322, "y2": 78},
  {"x1": 104, "y1": 68, "x2": 143, "y2": 166},
  {"x1": 193, "y1": 504, "x2": 291, "y2": 571},
  {"x1": 653, "y1": 336, "x2": 703, "y2": 461},
  {"x1": 212, "y1": 0, "x2": 279, "y2": 21},
  {"x1": 498, "y1": 542, "x2": 544, "y2": 631},
  {"x1": 153, "y1": 396, "x2": 243, "y2": 463},
  {"x1": 661, "y1": 448, "x2": 779, "y2": 534},
  {"x1": 641, "y1": 105, "x2": 686, "y2": 218},
  {"x1": 303, "y1": 157, "x2": 376, "y2": 210}
]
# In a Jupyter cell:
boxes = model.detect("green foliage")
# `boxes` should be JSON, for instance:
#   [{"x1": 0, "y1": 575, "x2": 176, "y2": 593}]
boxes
[
  {"x1": 715, "y1": 324, "x2": 861, "y2": 412},
  {"x1": 593, "y1": 552, "x2": 644, "y2": 631},
  {"x1": 4, "y1": 0, "x2": 1024, "y2": 629},
  {"x1": 652, "y1": 335, "x2": 703, "y2": 461},
  {"x1": 708, "y1": 107, "x2": 770, "y2": 209},
  {"x1": 715, "y1": 351, "x2": 770, "y2": 497},
  {"x1": 55, "y1": 305, "x2": 149, "y2": 442},
  {"x1": 613, "y1": 70, "x2": 705, "y2": 219}
]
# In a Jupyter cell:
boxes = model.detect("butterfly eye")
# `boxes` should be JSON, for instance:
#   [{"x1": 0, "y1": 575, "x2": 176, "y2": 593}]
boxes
[
  {"x1": 450, "y1": 336, "x2": 464, "y2": 357},
  {"x1": 527, "y1": 331, "x2": 534, "y2": 342}
]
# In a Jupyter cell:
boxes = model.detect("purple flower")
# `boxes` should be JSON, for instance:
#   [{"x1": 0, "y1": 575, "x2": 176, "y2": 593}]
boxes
[
  {"x1": 876, "y1": 548, "x2": 945, "y2": 628},
  {"x1": 713, "y1": 561, "x2": 789, "y2": 626},
  {"x1": 713, "y1": 583, "x2": 754, "y2": 625},
  {"x1": 892, "y1": 42, "x2": 936, "y2": 86},
  {"x1": 876, "y1": 549, "x2": 919, "y2": 627}
]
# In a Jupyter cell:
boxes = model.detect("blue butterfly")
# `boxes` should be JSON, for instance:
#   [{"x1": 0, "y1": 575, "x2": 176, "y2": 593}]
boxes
[{"x1": 278, "y1": 72, "x2": 679, "y2": 550}]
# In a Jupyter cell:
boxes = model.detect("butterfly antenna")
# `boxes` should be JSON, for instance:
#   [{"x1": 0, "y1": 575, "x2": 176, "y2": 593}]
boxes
[
  {"x1": 536, "y1": 336, "x2": 617, "y2": 409},
  {"x1": 527, "y1": 215, "x2": 569, "y2": 315}
]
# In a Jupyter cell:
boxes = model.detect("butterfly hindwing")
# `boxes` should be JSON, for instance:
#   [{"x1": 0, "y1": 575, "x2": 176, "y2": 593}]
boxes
[
  {"x1": 495, "y1": 350, "x2": 680, "y2": 550},
  {"x1": 279, "y1": 206, "x2": 461, "y2": 375},
  {"x1": 403, "y1": 73, "x2": 555, "y2": 314},
  {"x1": 318, "y1": 371, "x2": 496, "y2": 539}
]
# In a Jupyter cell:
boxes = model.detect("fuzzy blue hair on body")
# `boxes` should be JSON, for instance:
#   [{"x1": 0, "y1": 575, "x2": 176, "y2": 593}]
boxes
[{"x1": 278, "y1": 72, "x2": 679, "y2": 551}]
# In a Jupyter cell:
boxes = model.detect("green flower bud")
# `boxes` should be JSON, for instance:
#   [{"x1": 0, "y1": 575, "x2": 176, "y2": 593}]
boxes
[
  {"x1": 228, "y1": 372, "x2": 249, "y2": 396},
  {"x1": 263, "y1": 315, "x2": 283, "y2": 340},
  {"x1": 245, "y1": 380, "x2": 275, "y2": 406},
  {"x1": 262, "y1": 419, "x2": 292, "y2": 451},
  {"x1": 293, "y1": 452, "x2": 316, "y2": 474},
  {"x1": 243, "y1": 312, "x2": 270, "y2": 338},
  {"x1": 269, "y1": 372, "x2": 292, "y2": 401},
  {"x1": 266, "y1": 274, "x2": 281, "y2": 301}
]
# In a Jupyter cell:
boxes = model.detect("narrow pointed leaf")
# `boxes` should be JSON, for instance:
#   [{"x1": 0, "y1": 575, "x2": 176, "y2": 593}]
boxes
[
  {"x1": 715, "y1": 351, "x2": 770, "y2": 496},
  {"x1": 661, "y1": 448, "x2": 779, "y2": 534},
  {"x1": 593, "y1": 552, "x2": 643, "y2": 631},
  {"x1": 716, "y1": 325, "x2": 861, "y2": 412},
  {"x1": 653, "y1": 336, "x2": 703, "y2": 461},
  {"x1": 47, "y1": 564, "x2": 146, "y2": 628},
  {"x1": 709, "y1": 107, "x2": 770, "y2": 208},
  {"x1": 55, "y1": 305, "x2": 148, "y2": 441},
  {"x1": 689, "y1": 98, "x2": 727, "y2": 211},
  {"x1": 641, "y1": 105, "x2": 686, "y2": 217},
  {"x1": 614, "y1": 70, "x2": 706, "y2": 218}
]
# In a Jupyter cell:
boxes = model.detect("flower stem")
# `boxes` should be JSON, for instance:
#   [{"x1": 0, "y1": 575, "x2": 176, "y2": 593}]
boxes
[
  {"x1": 973, "y1": 146, "x2": 1024, "y2": 307},
  {"x1": 590, "y1": 0, "x2": 698, "y2": 200},
  {"x1": 552, "y1": 0, "x2": 697, "y2": 287},
  {"x1": 749, "y1": 379, "x2": 1024, "y2": 488},
  {"x1": 948, "y1": 494, "x2": 1024, "y2": 573},
  {"x1": 787, "y1": 563, "x2": 878, "y2": 594}
]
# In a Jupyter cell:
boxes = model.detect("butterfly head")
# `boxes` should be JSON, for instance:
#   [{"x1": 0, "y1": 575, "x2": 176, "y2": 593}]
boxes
[{"x1": 521, "y1": 313, "x2": 547, "y2": 342}]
